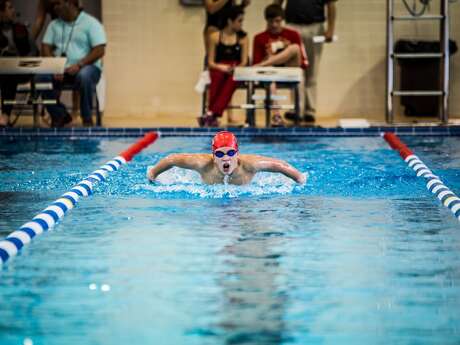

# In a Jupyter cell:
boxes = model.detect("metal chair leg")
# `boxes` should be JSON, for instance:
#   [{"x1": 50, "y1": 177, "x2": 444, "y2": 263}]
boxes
[{"x1": 95, "y1": 93, "x2": 102, "y2": 126}]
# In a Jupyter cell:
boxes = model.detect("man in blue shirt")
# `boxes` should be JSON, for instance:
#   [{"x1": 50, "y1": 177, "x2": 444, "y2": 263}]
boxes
[{"x1": 39, "y1": 0, "x2": 106, "y2": 127}]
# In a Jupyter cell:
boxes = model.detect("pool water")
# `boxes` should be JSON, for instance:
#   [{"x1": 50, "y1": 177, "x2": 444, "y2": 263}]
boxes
[{"x1": 0, "y1": 135, "x2": 460, "y2": 345}]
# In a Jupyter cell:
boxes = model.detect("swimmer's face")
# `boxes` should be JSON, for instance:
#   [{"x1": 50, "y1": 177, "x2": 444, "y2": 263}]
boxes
[{"x1": 213, "y1": 146, "x2": 238, "y2": 175}]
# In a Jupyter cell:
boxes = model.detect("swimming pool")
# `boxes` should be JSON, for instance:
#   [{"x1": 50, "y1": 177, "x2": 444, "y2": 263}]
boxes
[{"x1": 1, "y1": 132, "x2": 460, "y2": 344}]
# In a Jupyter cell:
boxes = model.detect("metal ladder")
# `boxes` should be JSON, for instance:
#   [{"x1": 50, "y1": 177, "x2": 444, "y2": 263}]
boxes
[{"x1": 386, "y1": 0, "x2": 450, "y2": 123}]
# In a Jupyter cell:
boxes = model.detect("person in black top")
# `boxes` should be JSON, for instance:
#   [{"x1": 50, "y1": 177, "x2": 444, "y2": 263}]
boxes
[
  {"x1": 204, "y1": 0, "x2": 250, "y2": 54},
  {"x1": 0, "y1": 0, "x2": 34, "y2": 127},
  {"x1": 275, "y1": 0, "x2": 337, "y2": 123},
  {"x1": 199, "y1": 5, "x2": 248, "y2": 127},
  {"x1": 32, "y1": 0, "x2": 59, "y2": 41}
]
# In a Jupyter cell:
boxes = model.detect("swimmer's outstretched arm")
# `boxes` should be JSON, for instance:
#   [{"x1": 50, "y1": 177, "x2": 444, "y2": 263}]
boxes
[
  {"x1": 147, "y1": 154, "x2": 207, "y2": 182},
  {"x1": 253, "y1": 156, "x2": 307, "y2": 184}
]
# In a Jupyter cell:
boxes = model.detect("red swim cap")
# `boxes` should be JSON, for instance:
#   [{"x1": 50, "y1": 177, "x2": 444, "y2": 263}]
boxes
[{"x1": 211, "y1": 131, "x2": 238, "y2": 152}]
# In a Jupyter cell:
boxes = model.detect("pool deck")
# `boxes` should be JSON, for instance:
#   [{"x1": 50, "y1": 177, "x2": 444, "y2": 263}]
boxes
[
  {"x1": 3, "y1": 112, "x2": 460, "y2": 137},
  {"x1": 2, "y1": 124, "x2": 460, "y2": 138}
]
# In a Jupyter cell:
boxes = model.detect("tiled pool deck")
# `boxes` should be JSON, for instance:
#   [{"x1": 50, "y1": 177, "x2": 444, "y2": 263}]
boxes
[{"x1": 1, "y1": 126, "x2": 460, "y2": 138}]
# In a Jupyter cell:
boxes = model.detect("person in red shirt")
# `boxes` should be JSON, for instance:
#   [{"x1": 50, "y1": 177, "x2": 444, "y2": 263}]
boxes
[
  {"x1": 253, "y1": 4, "x2": 308, "y2": 68},
  {"x1": 252, "y1": 4, "x2": 308, "y2": 126}
]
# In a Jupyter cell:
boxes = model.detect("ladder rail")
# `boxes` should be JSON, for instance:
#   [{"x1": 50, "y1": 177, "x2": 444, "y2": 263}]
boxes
[
  {"x1": 386, "y1": 0, "x2": 450, "y2": 124},
  {"x1": 440, "y1": 0, "x2": 450, "y2": 124},
  {"x1": 392, "y1": 14, "x2": 443, "y2": 20},
  {"x1": 386, "y1": 0, "x2": 394, "y2": 123}
]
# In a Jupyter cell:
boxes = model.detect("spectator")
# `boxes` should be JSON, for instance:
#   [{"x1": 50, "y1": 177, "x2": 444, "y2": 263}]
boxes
[
  {"x1": 33, "y1": 0, "x2": 80, "y2": 122},
  {"x1": 38, "y1": 0, "x2": 106, "y2": 127},
  {"x1": 199, "y1": 5, "x2": 248, "y2": 127},
  {"x1": 275, "y1": 0, "x2": 337, "y2": 123},
  {"x1": 252, "y1": 4, "x2": 307, "y2": 126},
  {"x1": 0, "y1": 0, "x2": 34, "y2": 127},
  {"x1": 204, "y1": 0, "x2": 250, "y2": 54},
  {"x1": 31, "y1": 0, "x2": 58, "y2": 41}
]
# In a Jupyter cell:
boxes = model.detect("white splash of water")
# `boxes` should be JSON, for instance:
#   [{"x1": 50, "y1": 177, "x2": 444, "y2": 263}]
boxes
[{"x1": 141, "y1": 167, "x2": 308, "y2": 198}]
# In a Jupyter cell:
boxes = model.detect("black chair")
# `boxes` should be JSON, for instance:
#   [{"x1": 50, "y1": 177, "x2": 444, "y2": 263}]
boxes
[
  {"x1": 9, "y1": 74, "x2": 104, "y2": 127},
  {"x1": 251, "y1": 81, "x2": 300, "y2": 127},
  {"x1": 59, "y1": 79, "x2": 103, "y2": 126}
]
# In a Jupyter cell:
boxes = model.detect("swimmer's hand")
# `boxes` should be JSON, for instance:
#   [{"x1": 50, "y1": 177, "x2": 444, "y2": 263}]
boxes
[
  {"x1": 146, "y1": 166, "x2": 156, "y2": 183},
  {"x1": 297, "y1": 172, "x2": 308, "y2": 185}
]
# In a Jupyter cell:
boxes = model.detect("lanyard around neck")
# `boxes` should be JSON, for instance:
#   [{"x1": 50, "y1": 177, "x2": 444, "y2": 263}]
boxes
[{"x1": 61, "y1": 20, "x2": 76, "y2": 57}]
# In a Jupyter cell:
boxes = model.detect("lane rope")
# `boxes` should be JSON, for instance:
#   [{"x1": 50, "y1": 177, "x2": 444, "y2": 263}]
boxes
[
  {"x1": 0, "y1": 132, "x2": 159, "y2": 266},
  {"x1": 383, "y1": 132, "x2": 460, "y2": 222}
]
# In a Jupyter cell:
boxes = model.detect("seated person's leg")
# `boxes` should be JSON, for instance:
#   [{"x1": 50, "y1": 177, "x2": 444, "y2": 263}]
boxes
[
  {"x1": 75, "y1": 65, "x2": 101, "y2": 126},
  {"x1": 200, "y1": 68, "x2": 227, "y2": 127},
  {"x1": 35, "y1": 74, "x2": 71, "y2": 127},
  {"x1": 0, "y1": 115, "x2": 7, "y2": 126},
  {"x1": 255, "y1": 44, "x2": 301, "y2": 67},
  {"x1": 0, "y1": 75, "x2": 37, "y2": 127},
  {"x1": 269, "y1": 81, "x2": 285, "y2": 127},
  {"x1": 207, "y1": 73, "x2": 237, "y2": 126},
  {"x1": 0, "y1": 75, "x2": 18, "y2": 126},
  {"x1": 72, "y1": 91, "x2": 80, "y2": 118}
]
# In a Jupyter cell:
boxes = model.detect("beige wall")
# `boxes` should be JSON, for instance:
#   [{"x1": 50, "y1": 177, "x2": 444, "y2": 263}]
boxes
[{"x1": 103, "y1": 0, "x2": 460, "y2": 121}]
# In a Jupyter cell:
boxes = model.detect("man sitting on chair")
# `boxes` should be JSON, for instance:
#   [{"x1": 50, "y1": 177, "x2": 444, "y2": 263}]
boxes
[
  {"x1": 252, "y1": 4, "x2": 308, "y2": 126},
  {"x1": 0, "y1": 0, "x2": 35, "y2": 127},
  {"x1": 38, "y1": 0, "x2": 106, "y2": 127}
]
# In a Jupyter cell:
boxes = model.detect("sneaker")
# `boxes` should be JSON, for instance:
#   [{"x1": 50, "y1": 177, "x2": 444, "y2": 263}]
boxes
[
  {"x1": 284, "y1": 112, "x2": 316, "y2": 123},
  {"x1": 82, "y1": 118, "x2": 94, "y2": 127},
  {"x1": 197, "y1": 114, "x2": 219, "y2": 127},
  {"x1": 284, "y1": 111, "x2": 300, "y2": 122},
  {"x1": 206, "y1": 114, "x2": 219, "y2": 127},
  {"x1": 197, "y1": 116, "x2": 206, "y2": 127},
  {"x1": 302, "y1": 113, "x2": 316, "y2": 122},
  {"x1": 51, "y1": 113, "x2": 72, "y2": 128}
]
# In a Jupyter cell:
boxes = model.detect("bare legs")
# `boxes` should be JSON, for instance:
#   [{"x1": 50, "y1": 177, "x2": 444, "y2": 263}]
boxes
[
  {"x1": 254, "y1": 44, "x2": 302, "y2": 126},
  {"x1": 255, "y1": 44, "x2": 301, "y2": 67},
  {"x1": 0, "y1": 114, "x2": 8, "y2": 126}
]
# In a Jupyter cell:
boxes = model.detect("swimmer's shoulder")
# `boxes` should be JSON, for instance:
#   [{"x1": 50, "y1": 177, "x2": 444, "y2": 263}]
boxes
[
  {"x1": 239, "y1": 154, "x2": 270, "y2": 162},
  {"x1": 239, "y1": 154, "x2": 267, "y2": 172},
  {"x1": 194, "y1": 153, "x2": 214, "y2": 170},
  {"x1": 171, "y1": 153, "x2": 212, "y2": 170}
]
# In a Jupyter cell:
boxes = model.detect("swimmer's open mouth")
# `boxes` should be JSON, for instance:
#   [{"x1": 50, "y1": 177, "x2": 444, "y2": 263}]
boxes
[{"x1": 223, "y1": 163, "x2": 230, "y2": 171}]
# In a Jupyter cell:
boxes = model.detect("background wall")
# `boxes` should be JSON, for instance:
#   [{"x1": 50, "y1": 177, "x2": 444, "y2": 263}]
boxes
[
  {"x1": 16, "y1": 0, "x2": 101, "y2": 26},
  {"x1": 100, "y1": 0, "x2": 459, "y2": 121}
]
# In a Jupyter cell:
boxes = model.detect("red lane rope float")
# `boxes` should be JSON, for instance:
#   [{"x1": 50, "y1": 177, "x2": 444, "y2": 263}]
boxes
[
  {"x1": 0, "y1": 132, "x2": 159, "y2": 266},
  {"x1": 120, "y1": 132, "x2": 158, "y2": 161},
  {"x1": 383, "y1": 132, "x2": 460, "y2": 223}
]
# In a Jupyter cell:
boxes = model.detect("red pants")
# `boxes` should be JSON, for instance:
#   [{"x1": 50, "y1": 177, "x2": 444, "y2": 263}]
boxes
[{"x1": 208, "y1": 66, "x2": 238, "y2": 117}]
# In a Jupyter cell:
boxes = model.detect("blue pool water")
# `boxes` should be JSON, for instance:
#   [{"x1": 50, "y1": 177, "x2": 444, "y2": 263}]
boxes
[{"x1": 0, "y1": 135, "x2": 460, "y2": 345}]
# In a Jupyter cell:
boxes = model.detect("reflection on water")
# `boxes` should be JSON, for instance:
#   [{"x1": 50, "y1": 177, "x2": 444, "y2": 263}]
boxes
[
  {"x1": 0, "y1": 137, "x2": 102, "y2": 156},
  {"x1": 0, "y1": 137, "x2": 460, "y2": 344},
  {"x1": 216, "y1": 199, "x2": 294, "y2": 344}
]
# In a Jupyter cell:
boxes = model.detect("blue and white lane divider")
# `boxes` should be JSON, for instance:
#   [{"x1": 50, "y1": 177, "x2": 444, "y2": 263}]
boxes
[
  {"x1": 0, "y1": 131, "x2": 159, "y2": 267},
  {"x1": 405, "y1": 154, "x2": 460, "y2": 222},
  {"x1": 383, "y1": 132, "x2": 460, "y2": 223},
  {"x1": 0, "y1": 156, "x2": 127, "y2": 266}
]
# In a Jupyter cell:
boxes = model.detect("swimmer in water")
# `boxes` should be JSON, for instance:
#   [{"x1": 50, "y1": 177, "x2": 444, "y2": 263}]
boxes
[{"x1": 147, "y1": 131, "x2": 306, "y2": 185}]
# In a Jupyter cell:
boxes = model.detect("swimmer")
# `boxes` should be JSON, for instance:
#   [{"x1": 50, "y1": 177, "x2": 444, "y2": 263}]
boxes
[{"x1": 147, "y1": 131, "x2": 306, "y2": 185}]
